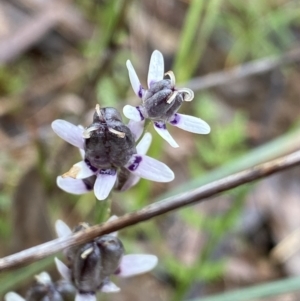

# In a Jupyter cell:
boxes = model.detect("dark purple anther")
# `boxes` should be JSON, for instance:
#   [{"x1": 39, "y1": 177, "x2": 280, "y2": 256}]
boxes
[
  {"x1": 100, "y1": 169, "x2": 117, "y2": 176},
  {"x1": 169, "y1": 113, "x2": 180, "y2": 125},
  {"x1": 154, "y1": 121, "x2": 167, "y2": 129},
  {"x1": 84, "y1": 159, "x2": 98, "y2": 172},
  {"x1": 128, "y1": 156, "x2": 142, "y2": 171}
]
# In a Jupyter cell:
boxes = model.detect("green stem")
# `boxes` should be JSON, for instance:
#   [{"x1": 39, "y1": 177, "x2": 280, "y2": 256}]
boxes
[{"x1": 94, "y1": 197, "x2": 112, "y2": 224}]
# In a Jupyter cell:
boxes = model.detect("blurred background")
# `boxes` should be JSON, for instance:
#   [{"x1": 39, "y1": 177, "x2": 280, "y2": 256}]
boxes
[{"x1": 1, "y1": 0, "x2": 300, "y2": 300}]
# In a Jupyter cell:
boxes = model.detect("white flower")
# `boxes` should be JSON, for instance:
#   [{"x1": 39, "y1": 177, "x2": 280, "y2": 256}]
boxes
[
  {"x1": 52, "y1": 113, "x2": 174, "y2": 201},
  {"x1": 124, "y1": 50, "x2": 211, "y2": 148},
  {"x1": 55, "y1": 217, "x2": 158, "y2": 301}
]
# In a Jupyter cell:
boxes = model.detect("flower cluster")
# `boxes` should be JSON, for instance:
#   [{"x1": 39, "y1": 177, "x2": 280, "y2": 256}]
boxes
[
  {"x1": 52, "y1": 106, "x2": 174, "y2": 201},
  {"x1": 5, "y1": 217, "x2": 157, "y2": 301},
  {"x1": 52, "y1": 50, "x2": 210, "y2": 200},
  {"x1": 55, "y1": 217, "x2": 158, "y2": 301},
  {"x1": 124, "y1": 50, "x2": 211, "y2": 147},
  {"x1": 5, "y1": 50, "x2": 211, "y2": 300}
]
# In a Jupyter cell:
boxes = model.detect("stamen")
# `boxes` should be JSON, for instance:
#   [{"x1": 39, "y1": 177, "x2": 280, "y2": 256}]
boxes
[
  {"x1": 81, "y1": 247, "x2": 94, "y2": 259},
  {"x1": 95, "y1": 104, "x2": 101, "y2": 117},
  {"x1": 164, "y1": 71, "x2": 176, "y2": 86},
  {"x1": 82, "y1": 125, "x2": 100, "y2": 138},
  {"x1": 108, "y1": 128, "x2": 125, "y2": 138},
  {"x1": 62, "y1": 165, "x2": 81, "y2": 179},
  {"x1": 166, "y1": 91, "x2": 179, "y2": 104},
  {"x1": 178, "y1": 88, "x2": 194, "y2": 102}
]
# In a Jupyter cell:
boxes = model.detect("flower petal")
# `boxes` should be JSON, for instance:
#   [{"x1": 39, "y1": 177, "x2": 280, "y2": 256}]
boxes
[
  {"x1": 55, "y1": 257, "x2": 71, "y2": 281},
  {"x1": 57, "y1": 176, "x2": 94, "y2": 194},
  {"x1": 123, "y1": 105, "x2": 145, "y2": 122},
  {"x1": 94, "y1": 169, "x2": 117, "y2": 201},
  {"x1": 169, "y1": 113, "x2": 211, "y2": 134},
  {"x1": 127, "y1": 120, "x2": 145, "y2": 141},
  {"x1": 4, "y1": 292, "x2": 25, "y2": 301},
  {"x1": 35, "y1": 272, "x2": 52, "y2": 285},
  {"x1": 120, "y1": 174, "x2": 140, "y2": 192},
  {"x1": 136, "y1": 132, "x2": 152, "y2": 155},
  {"x1": 52, "y1": 120, "x2": 84, "y2": 149},
  {"x1": 75, "y1": 293, "x2": 96, "y2": 301},
  {"x1": 125, "y1": 154, "x2": 174, "y2": 182},
  {"x1": 116, "y1": 254, "x2": 158, "y2": 277},
  {"x1": 100, "y1": 281, "x2": 120, "y2": 293},
  {"x1": 153, "y1": 121, "x2": 179, "y2": 148},
  {"x1": 55, "y1": 219, "x2": 72, "y2": 238},
  {"x1": 147, "y1": 50, "x2": 164, "y2": 88},
  {"x1": 120, "y1": 132, "x2": 153, "y2": 191},
  {"x1": 79, "y1": 148, "x2": 85, "y2": 159},
  {"x1": 63, "y1": 161, "x2": 97, "y2": 179},
  {"x1": 126, "y1": 60, "x2": 145, "y2": 98}
]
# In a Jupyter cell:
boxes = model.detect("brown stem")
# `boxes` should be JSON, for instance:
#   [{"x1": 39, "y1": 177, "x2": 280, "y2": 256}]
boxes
[{"x1": 1, "y1": 149, "x2": 300, "y2": 271}]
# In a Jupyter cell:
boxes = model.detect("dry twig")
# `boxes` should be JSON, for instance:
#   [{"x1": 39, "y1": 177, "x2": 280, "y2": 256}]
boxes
[
  {"x1": 0, "y1": 3, "x2": 65, "y2": 64},
  {"x1": 1, "y1": 149, "x2": 300, "y2": 271},
  {"x1": 185, "y1": 47, "x2": 300, "y2": 91}
]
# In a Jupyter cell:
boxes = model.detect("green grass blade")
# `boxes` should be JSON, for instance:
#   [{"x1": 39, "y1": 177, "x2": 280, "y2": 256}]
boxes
[{"x1": 187, "y1": 276, "x2": 300, "y2": 301}]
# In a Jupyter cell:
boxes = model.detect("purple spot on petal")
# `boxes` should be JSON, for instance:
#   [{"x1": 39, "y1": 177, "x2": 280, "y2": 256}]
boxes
[
  {"x1": 114, "y1": 267, "x2": 121, "y2": 275},
  {"x1": 136, "y1": 106, "x2": 145, "y2": 121},
  {"x1": 138, "y1": 86, "x2": 143, "y2": 98},
  {"x1": 154, "y1": 121, "x2": 166, "y2": 129},
  {"x1": 84, "y1": 159, "x2": 98, "y2": 172},
  {"x1": 128, "y1": 156, "x2": 142, "y2": 171},
  {"x1": 169, "y1": 113, "x2": 180, "y2": 125},
  {"x1": 100, "y1": 169, "x2": 116, "y2": 176}
]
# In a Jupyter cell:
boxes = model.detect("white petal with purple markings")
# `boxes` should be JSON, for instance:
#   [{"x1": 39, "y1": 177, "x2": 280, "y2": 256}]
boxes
[
  {"x1": 121, "y1": 132, "x2": 153, "y2": 191},
  {"x1": 169, "y1": 113, "x2": 211, "y2": 134},
  {"x1": 52, "y1": 120, "x2": 84, "y2": 149},
  {"x1": 123, "y1": 105, "x2": 144, "y2": 122},
  {"x1": 94, "y1": 169, "x2": 117, "y2": 201},
  {"x1": 126, "y1": 60, "x2": 144, "y2": 98},
  {"x1": 75, "y1": 293, "x2": 96, "y2": 301},
  {"x1": 4, "y1": 292, "x2": 25, "y2": 301},
  {"x1": 55, "y1": 219, "x2": 72, "y2": 238},
  {"x1": 125, "y1": 154, "x2": 174, "y2": 182},
  {"x1": 55, "y1": 257, "x2": 71, "y2": 281},
  {"x1": 147, "y1": 50, "x2": 164, "y2": 88},
  {"x1": 153, "y1": 121, "x2": 179, "y2": 148},
  {"x1": 57, "y1": 176, "x2": 92, "y2": 195},
  {"x1": 100, "y1": 281, "x2": 120, "y2": 293},
  {"x1": 117, "y1": 254, "x2": 158, "y2": 277}
]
